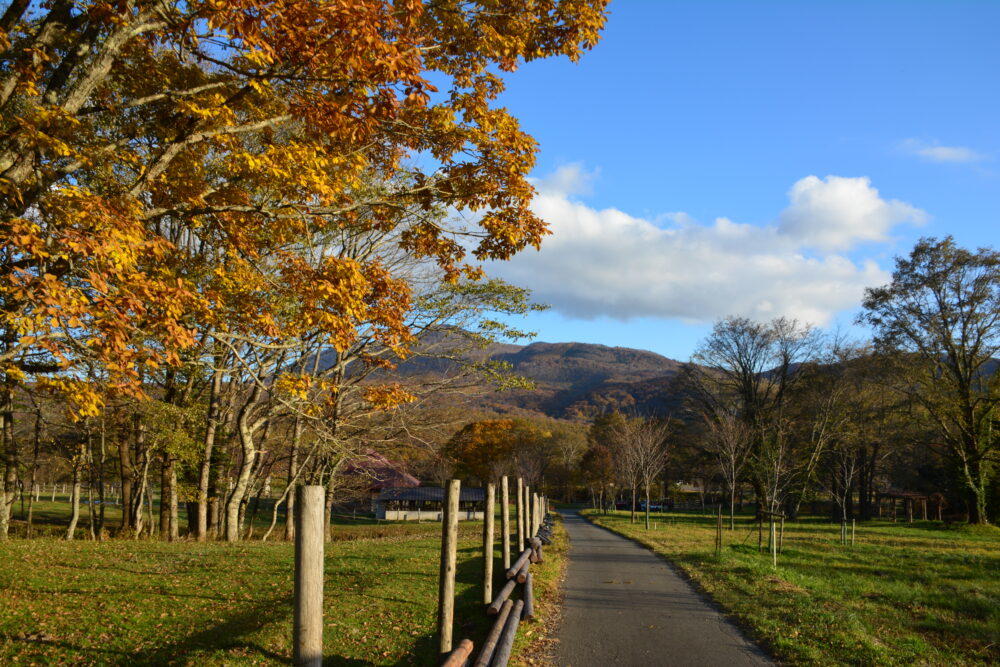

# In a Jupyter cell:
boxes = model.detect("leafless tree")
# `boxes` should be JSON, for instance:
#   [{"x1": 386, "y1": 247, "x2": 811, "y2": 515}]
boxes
[
  {"x1": 702, "y1": 412, "x2": 752, "y2": 529},
  {"x1": 611, "y1": 416, "x2": 672, "y2": 528}
]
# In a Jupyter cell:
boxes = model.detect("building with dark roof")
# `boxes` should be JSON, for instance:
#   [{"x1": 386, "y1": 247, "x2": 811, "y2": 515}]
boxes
[{"x1": 373, "y1": 486, "x2": 486, "y2": 521}]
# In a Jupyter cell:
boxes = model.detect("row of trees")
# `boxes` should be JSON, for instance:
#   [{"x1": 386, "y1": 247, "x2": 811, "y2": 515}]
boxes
[
  {"x1": 570, "y1": 237, "x2": 999, "y2": 527},
  {"x1": 684, "y1": 237, "x2": 999, "y2": 525},
  {"x1": 0, "y1": 0, "x2": 610, "y2": 540}
]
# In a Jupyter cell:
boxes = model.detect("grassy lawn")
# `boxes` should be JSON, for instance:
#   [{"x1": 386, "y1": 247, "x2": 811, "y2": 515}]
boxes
[
  {"x1": 6, "y1": 495, "x2": 390, "y2": 540},
  {"x1": 0, "y1": 516, "x2": 564, "y2": 666},
  {"x1": 582, "y1": 509, "x2": 1000, "y2": 666}
]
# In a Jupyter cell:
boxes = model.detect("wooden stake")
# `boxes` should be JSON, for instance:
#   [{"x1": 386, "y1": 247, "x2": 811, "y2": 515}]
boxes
[
  {"x1": 851, "y1": 519, "x2": 856, "y2": 547},
  {"x1": 778, "y1": 516, "x2": 785, "y2": 554},
  {"x1": 483, "y1": 482, "x2": 495, "y2": 605},
  {"x1": 501, "y1": 476, "x2": 511, "y2": 571},
  {"x1": 524, "y1": 484, "x2": 531, "y2": 540},
  {"x1": 293, "y1": 485, "x2": 324, "y2": 667},
  {"x1": 716, "y1": 504, "x2": 722, "y2": 556},
  {"x1": 438, "y1": 479, "x2": 461, "y2": 656},
  {"x1": 515, "y1": 478, "x2": 524, "y2": 552},
  {"x1": 770, "y1": 518, "x2": 777, "y2": 567}
]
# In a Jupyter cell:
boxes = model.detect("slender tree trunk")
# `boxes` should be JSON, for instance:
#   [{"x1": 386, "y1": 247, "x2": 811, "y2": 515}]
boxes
[
  {"x1": 196, "y1": 364, "x2": 222, "y2": 541},
  {"x1": 159, "y1": 454, "x2": 170, "y2": 537},
  {"x1": 225, "y1": 427, "x2": 257, "y2": 542},
  {"x1": 644, "y1": 484, "x2": 650, "y2": 529},
  {"x1": 324, "y1": 477, "x2": 337, "y2": 542},
  {"x1": 0, "y1": 380, "x2": 18, "y2": 539},
  {"x1": 284, "y1": 421, "x2": 302, "y2": 541},
  {"x1": 132, "y1": 449, "x2": 151, "y2": 538},
  {"x1": 95, "y1": 418, "x2": 106, "y2": 539},
  {"x1": 730, "y1": 486, "x2": 736, "y2": 531},
  {"x1": 166, "y1": 455, "x2": 178, "y2": 541},
  {"x1": 958, "y1": 454, "x2": 989, "y2": 524},
  {"x1": 25, "y1": 409, "x2": 41, "y2": 538},
  {"x1": 118, "y1": 433, "x2": 133, "y2": 535},
  {"x1": 65, "y1": 445, "x2": 85, "y2": 540}
]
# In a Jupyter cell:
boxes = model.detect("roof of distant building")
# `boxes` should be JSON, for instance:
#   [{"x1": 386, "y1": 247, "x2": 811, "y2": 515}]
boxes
[{"x1": 375, "y1": 486, "x2": 486, "y2": 502}]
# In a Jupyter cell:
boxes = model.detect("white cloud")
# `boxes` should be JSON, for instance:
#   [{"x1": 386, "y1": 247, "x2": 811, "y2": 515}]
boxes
[
  {"x1": 777, "y1": 175, "x2": 927, "y2": 251},
  {"x1": 529, "y1": 163, "x2": 596, "y2": 197},
  {"x1": 487, "y1": 170, "x2": 926, "y2": 326},
  {"x1": 900, "y1": 138, "x2": 986, "y2": 163}
]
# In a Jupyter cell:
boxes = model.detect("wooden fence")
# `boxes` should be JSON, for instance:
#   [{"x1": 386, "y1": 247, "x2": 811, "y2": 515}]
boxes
[{"x1": 438, "y1": 476, "x2": 552, "y2": 667}]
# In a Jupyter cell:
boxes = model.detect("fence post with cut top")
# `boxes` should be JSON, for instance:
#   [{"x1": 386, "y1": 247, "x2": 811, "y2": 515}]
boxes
[{"x1": 294, "y1": 485, "x2": 324, "y2": 667}]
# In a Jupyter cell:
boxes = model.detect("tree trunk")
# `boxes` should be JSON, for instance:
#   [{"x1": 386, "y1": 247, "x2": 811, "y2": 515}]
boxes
[
  {"x1": 118, "y1": 432, "x2": 134, "y2": 535},
  {"x1": 159, "y1": 454, "x2": 171, "y2": 537},
  {"x1": 284, "y1": 434, "x2": 299, "y2": 541},
  {"x1": 131, "y1": 449, "x2": 152, "y2": 538},
  {"x1": 165, "y1": 456, "x2": 178, "y2": 541},
  {"x1": 225, "y1": 426, "x2": 257, "y2": 542},
  {"x1": 324, "y1": 479, "x2": 336, "y2": 542},
  {"x1": 196, "y1": 364, "x2": 222, "y2": 541},
  {"x1": 65, "y1": 445, "x2": 85, "y2": 540},
  {"x1": 730, "y1": 486, "x2": 736, "y2": 531},
  {"x1": 962, "y1": 457, "x2": 989, "y2": 525},
  {"x1": 0, "y1": 380, "x2": 18, "y2": 540},
  {"x1": 644, "y1": 485, "x2": 650, "y2": 529},
  {"x1": 25, "y1": 409, "x2": 41, "y2": 538}
]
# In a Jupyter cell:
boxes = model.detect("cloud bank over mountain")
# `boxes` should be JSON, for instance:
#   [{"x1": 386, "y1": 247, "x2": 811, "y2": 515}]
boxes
[{"x1": 488, "y1": 166, "x2": 927, "y2": 325}]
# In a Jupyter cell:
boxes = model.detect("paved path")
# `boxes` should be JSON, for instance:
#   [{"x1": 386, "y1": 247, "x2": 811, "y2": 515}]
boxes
[{"x1": 555, "y1": 511, "x2": 773, "y2": 666}]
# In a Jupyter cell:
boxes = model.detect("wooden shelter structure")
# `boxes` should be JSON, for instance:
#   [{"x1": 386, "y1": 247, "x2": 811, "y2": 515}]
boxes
[
  {"x1": 374, "y1": 486, "x2": 487, "y2": 521},
  {"x1": 875, "y1": 489, "x2": 942, "y2": 522}
]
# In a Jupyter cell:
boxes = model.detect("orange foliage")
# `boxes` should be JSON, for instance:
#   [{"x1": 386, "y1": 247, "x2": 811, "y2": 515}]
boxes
[{"x1": 0, "y1": 0, "x2": 609, "y2": 408}]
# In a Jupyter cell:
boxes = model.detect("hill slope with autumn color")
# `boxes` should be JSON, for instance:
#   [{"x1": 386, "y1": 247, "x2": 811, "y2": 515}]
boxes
[{"x1": 392, "y1": 339, "x2": 690, "y2": 420}]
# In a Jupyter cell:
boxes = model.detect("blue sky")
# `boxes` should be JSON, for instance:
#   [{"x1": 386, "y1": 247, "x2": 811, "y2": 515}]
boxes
[{"x1": 479, "y1": 1, "x2": 1000, "y2": 360}]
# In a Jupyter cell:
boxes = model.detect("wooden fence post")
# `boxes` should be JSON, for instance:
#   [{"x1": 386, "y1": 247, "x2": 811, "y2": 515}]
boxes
[
  {"x1": 515, "y1": 478, "x2": 524, "y2": 552},
  {"x1": 501, "y1": 476, "x2": 511, "y2": 571},
  {"x1": 483, "y1": 482, "x2": 495, "y2": 605},
  {"x1": 715, "y1": 504, "x2": 722, "y2": 555},
  {"x1": 770, "y1": 517, "x2": 777, "y2": 567},
  {"x1": 293, "y1": 485, "x2": 324, "y2": 667},
  {"x1": 528, "y1": 492, "x2": 534, "y2": 537},
  {"x1": 524, "y1": 484, "x2": 530, "y2": 540},
  {"x1": 438, "y1": 479, "x2": 461, "y2": 656}
]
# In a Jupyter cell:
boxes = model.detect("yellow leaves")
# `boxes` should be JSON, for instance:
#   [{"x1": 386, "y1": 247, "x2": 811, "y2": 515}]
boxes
[
  {"x1": 0, "y1": 0, "x2": 608, "y2": 405},
  {"x1": 2, "y1": 364, "x2": 26, "y2": 383},
  {"x1": 276, "y1": 373, "x2": 313, "y2": 400},
  {"x1": 363, "y1": 384, "x2": 416, "y2": 411},
  {"x1": 36, "y1": 377, "x2": 105, "y2": 421}
]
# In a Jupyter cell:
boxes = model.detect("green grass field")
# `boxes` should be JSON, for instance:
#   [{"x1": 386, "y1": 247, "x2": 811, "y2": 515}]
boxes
[
  {"x1": 583, "y1": 509, "x2": 1000, "y2": 666},
  {"x1": 0, "y1": 517, "x2": 563, "y2": 666}
]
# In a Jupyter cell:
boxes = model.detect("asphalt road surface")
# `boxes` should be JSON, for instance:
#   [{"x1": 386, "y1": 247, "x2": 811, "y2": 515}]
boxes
[{"x1": 555, "y1": 511, "x2": 773, "y2": 666}]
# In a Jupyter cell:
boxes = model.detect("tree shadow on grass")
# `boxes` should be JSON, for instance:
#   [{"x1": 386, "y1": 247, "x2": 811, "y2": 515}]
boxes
[
  {"x1": 126, "y1": 595, "x2": 295, "y2": 666},
  {"x1": 398, "y1": 545, "x2": 494, "y2": 667}
]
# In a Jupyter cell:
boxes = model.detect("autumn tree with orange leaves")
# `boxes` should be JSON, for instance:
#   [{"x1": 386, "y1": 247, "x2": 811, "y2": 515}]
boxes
[{"x1": 0, "y1": 0, "x2": 608, "y2": 540}]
